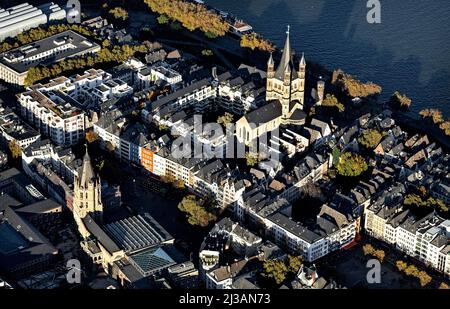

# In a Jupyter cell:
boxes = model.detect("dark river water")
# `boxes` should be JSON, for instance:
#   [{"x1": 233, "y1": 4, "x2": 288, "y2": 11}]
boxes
[{"x1": 207, "y1": 0, "x2": 450, "y2": 116}]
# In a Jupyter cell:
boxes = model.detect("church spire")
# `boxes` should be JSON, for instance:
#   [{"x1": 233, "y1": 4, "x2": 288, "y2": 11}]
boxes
[
  {"x1": 79, "y1": 145, "x2": 97, "y2": 188},
  {"x1": 267, "y1": 52, "x2": 274, "y2": 67},
  {"x1": 275, "y1": 25, "x2": 295, "y2": 79}
]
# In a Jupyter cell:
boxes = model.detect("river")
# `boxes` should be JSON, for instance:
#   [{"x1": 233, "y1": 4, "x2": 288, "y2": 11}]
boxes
[{"x1": 207, "y1": 0, "x2": 450, "y2": 116}]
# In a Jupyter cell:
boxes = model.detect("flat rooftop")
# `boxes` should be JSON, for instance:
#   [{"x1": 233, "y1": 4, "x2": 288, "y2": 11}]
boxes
[{"x1": 0, "y1": 30, "x2": 100, "y2": 74}]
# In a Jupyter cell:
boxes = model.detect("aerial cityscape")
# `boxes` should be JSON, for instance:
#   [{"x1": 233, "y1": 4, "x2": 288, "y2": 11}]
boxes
[{"x1": 0, "y1": 0, "x2": 449, "y2": 298}]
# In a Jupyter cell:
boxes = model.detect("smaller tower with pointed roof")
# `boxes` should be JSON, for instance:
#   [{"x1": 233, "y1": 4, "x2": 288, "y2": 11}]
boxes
[
  {"x1": 73, "y1": 146, "x2": 103, "y2": 225},
  {"x1": 266, "y1": 26, "x2": 306, "y2": 123}
]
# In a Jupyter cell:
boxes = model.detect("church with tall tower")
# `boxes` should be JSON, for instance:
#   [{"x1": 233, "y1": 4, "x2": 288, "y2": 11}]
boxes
[
  {"x1": 266, "y1": 25, "x2": 306, "y2": 123},
  {"x1": 73, "y1": 147, "x2": 103, "y2": 237},
  {"x1": 236, "y1": 26, "x2": 307, "y2": 145}
]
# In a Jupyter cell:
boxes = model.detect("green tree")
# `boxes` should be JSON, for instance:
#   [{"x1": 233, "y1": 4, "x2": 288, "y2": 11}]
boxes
[
  {"x1": 336, "y1": 152, "x2": 368, "y2": 177},
  {"x1": 358, "y1": 129, "x2": 383, "y2": 149},
  {"x1": 332, "y1": 148, "x2": 341, "y2": 167},
  {"x1": 396, "y1": 260, "x2": 408, "y2": 272},
  {"x1": 245, "y1": 152, "x2": 259, "y2": 167},
  {"x1": 204, "y1": 31, "x2": 218, "y2": 39},
  {"x1": 178, "y1": 195, "x2": 217, "y2": 227},
  {"x1": 217, "y1": 112, "x2": 233, "y2": 127},
  {"x1": 322, "y1": 94, "x2": 345, "y2": 112},
  {"x1": 157, "y1": 14, "x2": 169, "y2": 25},
  {"x1": 404, "y1": 194, "x2": 448, "y2": 213},
  {"x1": 201, "y1": 49, "x2": 213, "y2": 57},
  {"x1": 262, "y1": 259, "x2": 288, "y2": 285},
  {"x1": 286, "y1": 255, "x2": 302, "y2": 274},
  {"x1": 8, "y1": 140, "x2": 22, "y2": 159},
  {"x1": 170, "y1": 21, "x2": 182, "y2": 30},
  {"x1": 109, "y1": 7, "x2": 129, "y2": 21}
]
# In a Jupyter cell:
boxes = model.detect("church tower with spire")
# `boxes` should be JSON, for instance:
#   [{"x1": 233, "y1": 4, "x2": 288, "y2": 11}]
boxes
[
  {"x1": 266, "y1": 26, "x2": 306, "y2": 122},
  {"x1": 73, "y1": 147, "x2": 103, "y2": 226}
]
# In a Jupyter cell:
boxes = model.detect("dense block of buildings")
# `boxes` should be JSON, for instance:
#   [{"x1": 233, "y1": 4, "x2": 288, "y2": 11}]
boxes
[{"x1": 0, "y1": 30, "x2": 100, "y2": 85}]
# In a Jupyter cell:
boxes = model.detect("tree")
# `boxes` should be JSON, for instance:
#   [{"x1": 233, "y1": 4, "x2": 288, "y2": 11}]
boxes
[
  {"x1": 157, "y1": 14, "x2": 169, "y2": 25},
  {"x1": 390, "y1": 91, "x2": 412, "y2": 110},
  {"x1": 240, "y1": 33, "x2": 275, "y2": 52},
  {"x1": 159, "y1": 124, "x2": 168, "y2": 132},
  {"x1": 363, "y1": 244, "x2": 385, "y2": 262},
  {"x1": 404, "y1": 194, "x2": 448, "y2": 214},
  {"x1": 262, "y1": 259, "x2": 288, "y2": 285},
  {"x1": 109, "y1": 7, "x2": 129, "y2": 21},
  {"x1": 177, "y1": 195, "x2": 217, "y2": 227},
  {"x1": 332, "y1": 148, "x2": 341, "y2": 167},
  {"x1": 331, "y1": 69, "x2": 381, "y2": 98},
  {"x1": 262, "y1": 255, "x2": 303, "y2": 285},
  {"x1": 8, "y1": 140, "x2": 22, "y2": 159},
  {"x1": 85, "y1": 130, "x2": 99, "y2": 143},
  {"x1": 363, "y1": 244, "x2": 375, "y2": 256},
  {"x1": 201, "y1": 49, "x2": 213, "y2": 57},
  {"x1": 419, "y1": 109, "x2": 444, "y2": 124},
  {"x1": 336, "y1": 152, "x2": 368, "y2": 177},
  {"x1": 144, "y1": 0, "x2": 229, "y2": 37},
  {"x1": 396, "y1": 260, "x2": 408, "y2": 272},
  {"x1": 97, "y1": 160, "x2": 105, "y2": 171},
  {"x1": 374, "y1": 249, "x2": 385, "y2": 262},
  {"x1": 286, "y1": 255, "x2": 302, "y2": 274},
  {"x1": 217, "y1": 112, "x2": 233, "y2": 127},
  {"x1": 404, "y1": 265, "x2": 419, "y2": 277},
  {"x1": 245, "y1": 152, "x2": 259, "y2": 167},
  {"x1": 417, "y1": 271, "x2": 432, "y2": 287},
  {"x1": 170, "y1": 21, "x2": 182, "y2": 30},
  {"x1": 322, "y1": 94, "x2": 345, "y2": 112},
  {"x1": 358, "y1": 129, "x2": 383, "y2": 149},
  {"x1": 25, "y1": 43, "x2": 149, "y2": 86}
]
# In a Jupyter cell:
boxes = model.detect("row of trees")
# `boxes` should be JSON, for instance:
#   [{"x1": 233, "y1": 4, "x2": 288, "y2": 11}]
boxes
[
  {"x1": 177, "y1": 195, "x2": 217, "y2": 227},
  {"x1": 144, "y1": 0, "x2": 229, "y2": 37},
  {"x1": 419, "y1": 108, "x2": 450, "y2": 136},
  {"x1": 261, "y1": 255, "x2": 303, "y2": 285},
  {"x1": 362, "y1": 244, "x2": 385, "y2": 262},
  {"x1": 240, "y1": 33, "x2": 275, "y2": 52},
  {"x1": 331, "y1": 69, "x2": 382, "y2": 98},
  {"x1": 25, "y1": 44, "x2": 148, "y2": 86},
  {"x1": 0, "y1": 24, "x2": 97, "y2": 53},
  {"x1": 396, "y1": 260, "x2": 432, "y2": 287}
]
